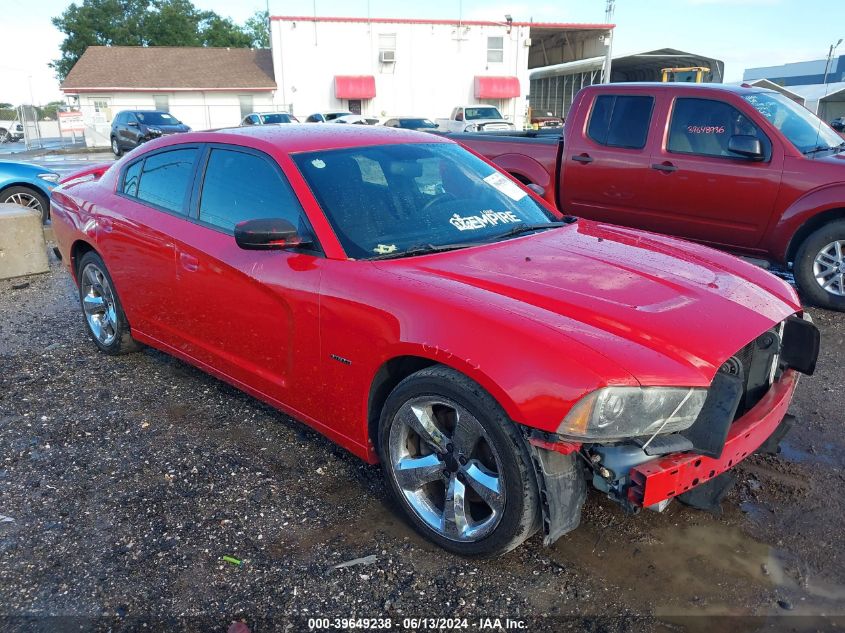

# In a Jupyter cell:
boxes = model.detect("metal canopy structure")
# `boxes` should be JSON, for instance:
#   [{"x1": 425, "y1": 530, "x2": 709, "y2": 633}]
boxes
[{"x1": 529, "y1": 48, "x2": 724, "y2": 118}]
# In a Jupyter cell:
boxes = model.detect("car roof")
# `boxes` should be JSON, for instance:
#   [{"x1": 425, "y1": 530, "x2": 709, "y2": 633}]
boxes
[{"x1": 154, "y1": 124, "x2": 452, "y2": 153}]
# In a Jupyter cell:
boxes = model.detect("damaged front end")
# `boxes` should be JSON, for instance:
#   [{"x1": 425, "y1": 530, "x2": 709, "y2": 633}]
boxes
[{"x1": 525, "y1": 314, "x2": 819, "y2": 546}]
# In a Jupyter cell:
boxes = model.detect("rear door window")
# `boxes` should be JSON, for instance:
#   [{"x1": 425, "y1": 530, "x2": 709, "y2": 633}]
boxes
[
  {"x1": 587, "y1": 94, "x2": 654, "y2": 149},
  {"x1": 135, "y1": 148, "x2": 198, "y2": 214},
  {"x1": 198, "y1": 148, "x2": 308, "y2": 233}
]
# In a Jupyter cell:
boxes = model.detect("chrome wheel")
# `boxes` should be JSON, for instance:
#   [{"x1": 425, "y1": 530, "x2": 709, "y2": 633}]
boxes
[
  {"x1": 387, "y1": 396, "x2": 505, "y2": 542},
  {"x1": 813, "y1": 240, "x2": 845, "y2": 296},
  {"x1": 81, "y1": 263, "x2": 118, "y2": 346},
  {"x1": 4, "y1": 191, "x2": 42, "y2": 211},
  {"x1": 111, "y1": 138, "x2": 119, "y2": 155}
]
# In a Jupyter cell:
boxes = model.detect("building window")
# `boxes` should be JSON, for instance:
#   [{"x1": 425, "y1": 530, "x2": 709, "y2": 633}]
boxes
[
  {"x1": 92, "y1": 98, "x2": 111, "y2": 121},
  {"x1": 153, "y1": 95, "x2": 169, "y2": 112},
  {"x1": 379, "y1": 34, "x2": 396, "y2": 63},
  {"x1": 487, "y1": 36, "x2": 504, "y2": 63},
  {"x1": 238, "y1": 95, "x2": 254, "y2": 119}
]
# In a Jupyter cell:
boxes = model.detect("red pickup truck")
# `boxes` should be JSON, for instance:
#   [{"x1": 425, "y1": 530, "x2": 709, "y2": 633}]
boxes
[{"x1": 454, "y1": 83, "x2": 845, "y2": 311}]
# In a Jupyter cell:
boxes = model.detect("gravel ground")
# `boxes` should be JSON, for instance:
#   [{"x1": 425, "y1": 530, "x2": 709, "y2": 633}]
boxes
[{"x1": 1, "y1": 255, "x2": 844, "y2": 632}]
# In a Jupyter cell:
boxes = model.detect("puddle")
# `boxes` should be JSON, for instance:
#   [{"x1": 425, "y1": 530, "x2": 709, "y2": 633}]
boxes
[
  {"x1": 549, "y1": 521, "x2": 785, "y2": 616},
  {"x1": 778, "y1": 440, "x2": 840, "y2": 467},
  {"x1": 545, "y1": 510, "x2": 845, "y2": 619}
]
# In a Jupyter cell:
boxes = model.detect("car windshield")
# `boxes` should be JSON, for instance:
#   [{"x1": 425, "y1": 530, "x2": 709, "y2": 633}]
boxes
[
  {"x1": 293, "y1": 142, "x2": 557, "y2": 259},
  {"x1": 136, "y1": 112, "x2": 181, "y2": 126},
  {"x1": 464, "y1": 107, "x2": 503, "y2": 120},
  {"x1": 400, "y1": 119, "x2": 437, "y2": 129},
  {"x1": 260, "y1": 113, "x2": 292, "y2": 124},
  {"x1": 743, "y1": 92, "x2": 843, "y2": 154}
]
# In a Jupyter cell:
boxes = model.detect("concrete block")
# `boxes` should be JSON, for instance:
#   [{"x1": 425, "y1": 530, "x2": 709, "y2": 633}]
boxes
[{"x1": 0, "y1": 204, "x2": 49, "y2": 280}]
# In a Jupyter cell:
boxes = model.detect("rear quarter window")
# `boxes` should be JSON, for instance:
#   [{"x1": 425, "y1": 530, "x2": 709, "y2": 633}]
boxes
[
  {"x1": 135, "y1": 148, "x2": 198, "y2": 214},
  {"x1": 587, "y1": 94, "x2": 654, "y2": 149}
]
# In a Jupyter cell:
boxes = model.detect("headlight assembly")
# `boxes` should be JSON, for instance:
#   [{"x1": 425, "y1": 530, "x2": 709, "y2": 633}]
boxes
[
  {"x1": 558, "y1": 387, "x2": 708, "y2": 441},
  {"x1": 38, "y1": 173, "x2": 59, "y2": 183},
  {"x1": 464, "y1": 124, "x2": 478, "y2": 132}
]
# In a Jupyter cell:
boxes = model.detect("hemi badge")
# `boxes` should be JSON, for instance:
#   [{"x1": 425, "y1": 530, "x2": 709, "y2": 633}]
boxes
[{"x1": 330, "y1": 354, "x2": 352, "y2": 365}]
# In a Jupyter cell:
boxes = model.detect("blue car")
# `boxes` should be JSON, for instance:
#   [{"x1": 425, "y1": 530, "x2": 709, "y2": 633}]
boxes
[{"x1": 0, "y1": 160, "x2": 60, "y2": 223}]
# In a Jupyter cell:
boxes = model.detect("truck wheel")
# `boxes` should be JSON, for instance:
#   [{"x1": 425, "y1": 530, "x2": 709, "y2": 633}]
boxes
[
  {"x1": 111, "y1": 137, "x2": 122, "y2": 157},
  {"x1": 794, "y1": 220, "x2": 845, "y2": 311},
  {"x1": 378, "y1": 366, "x2": 540, "y2": 556},
  {"x1": 77, "y1": 251, "x2": 141, "y2": 355}
]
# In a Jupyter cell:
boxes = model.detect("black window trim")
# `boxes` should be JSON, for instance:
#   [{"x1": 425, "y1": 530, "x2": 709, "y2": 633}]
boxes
[
  {"x1": 666, "y1": 96, "x2": 773, "y2": 163},
  {"x1": 587, "y1": 94, "x2": 655, "y2": 150},
  {"x1": 191, "y1": 142, "x2": 324, "y2": 257},
  {"x1": 116, "y1": 144, "x2": 204, "y2": 218}
]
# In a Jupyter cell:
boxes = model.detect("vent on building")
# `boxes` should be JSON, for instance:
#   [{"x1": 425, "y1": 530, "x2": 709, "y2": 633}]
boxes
[{"x1": 379, "y1": 49, "x2": 396, "y2": 63}]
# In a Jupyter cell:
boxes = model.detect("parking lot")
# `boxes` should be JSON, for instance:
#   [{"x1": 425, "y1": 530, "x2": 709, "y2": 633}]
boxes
[{"x1": 1, "y1": 243, "x2": 844, "y2": 630}]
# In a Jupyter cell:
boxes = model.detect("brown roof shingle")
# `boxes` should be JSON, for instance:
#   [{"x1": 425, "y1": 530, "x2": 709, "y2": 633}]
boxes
[{"x1": 61, "y1": 46, "x2": 276, "y2": 92}]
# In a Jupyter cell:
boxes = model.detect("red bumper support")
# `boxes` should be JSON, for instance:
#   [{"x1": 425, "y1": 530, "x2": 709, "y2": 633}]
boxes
[{"x1": 628, "y1": 370, "x2": 798, "y2": 508}]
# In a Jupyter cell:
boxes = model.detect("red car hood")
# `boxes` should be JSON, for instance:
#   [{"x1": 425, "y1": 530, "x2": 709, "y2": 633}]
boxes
[{"x1": 381, "y1": 221, "x2": 801, "y2": 386}]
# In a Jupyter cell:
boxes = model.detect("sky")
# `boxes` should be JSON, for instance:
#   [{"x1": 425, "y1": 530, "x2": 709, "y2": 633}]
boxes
[{"x1": 0, "y1": 0, "x2": 842, "y2": 105}]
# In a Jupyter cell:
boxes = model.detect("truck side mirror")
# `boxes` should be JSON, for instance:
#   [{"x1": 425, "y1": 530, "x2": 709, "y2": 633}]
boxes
[{"x1": 728, "y1": 135, "x2": 764, "y2": 160}]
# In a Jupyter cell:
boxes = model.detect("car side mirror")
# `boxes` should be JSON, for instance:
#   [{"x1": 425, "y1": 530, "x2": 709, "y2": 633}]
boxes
[
  {"x1": 234, "y1": 218, "x2": 312, "y2": 250},
  {"x1": 728, "y1": 135, "x2": 764, "y2": 160},
  {"x1": 526, "y1": 183, "x2": 545, "y2": 197},
  {"x1": 128, "y1": 121, "x2": 139, "y2": 128}
]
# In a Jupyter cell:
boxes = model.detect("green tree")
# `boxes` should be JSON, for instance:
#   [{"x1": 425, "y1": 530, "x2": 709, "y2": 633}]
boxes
[
  {"x1": 50, "y1": 0, "x2": 147, "y2": 80},
  {"x1": 199, "y1": 12, "x2": 252, "y2": 48},
  {"x1": 51, "y1": 0, "x2": 265, "y2": 82},
  {"x1": 243, "y1": 10, "x2": 269, "y2": 49}
]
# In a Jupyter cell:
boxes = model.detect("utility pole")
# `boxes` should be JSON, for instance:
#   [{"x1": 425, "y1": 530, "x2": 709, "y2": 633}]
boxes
[{"x1": 602, "y1": 0, "x2": 616, "y2": 83}]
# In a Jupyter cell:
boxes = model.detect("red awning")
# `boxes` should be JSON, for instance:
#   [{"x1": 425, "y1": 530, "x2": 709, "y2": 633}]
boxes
[
  {"x1": 474, "y1": 76, "x2": 521, "y2": 99},
  {"x1": 334, "y1": 75, "x2": 376, "y2": 99}
]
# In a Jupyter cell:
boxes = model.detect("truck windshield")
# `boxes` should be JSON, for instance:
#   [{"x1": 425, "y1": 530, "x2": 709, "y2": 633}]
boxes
[
  {"x1": 465, "y1": 107, "x2": 503, "y2": 120},
  {"x1": 743, "y1": 92, "x2": 843, "y2": 154},
  {"x1": 293, "y1": 143, "x2": 557, "y2": 259}
]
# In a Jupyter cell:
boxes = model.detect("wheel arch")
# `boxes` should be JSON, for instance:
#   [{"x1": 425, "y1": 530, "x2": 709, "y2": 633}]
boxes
[
  {"x1": 366, "y1": 353, "x2": 523, "y2": 460},
  {"x1": 0, "y1": 181, "x2": 51, "y2": 201},
  {"x1": 489, "y1": 153, "x2": 551, "y2": 189},
  {"x1": 785, "y1": 206, "x2": 845, "y2": 263},
  {"x1": 69, "y1": 239, "x2": 98, "y2": 283}
]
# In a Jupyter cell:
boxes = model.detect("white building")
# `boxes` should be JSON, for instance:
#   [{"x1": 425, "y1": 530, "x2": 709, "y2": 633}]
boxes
[
  {"x1": 61, "y1": 46, "x2": 278, "y2": 147},
  {"x1": 60, "y1": 16, "x2": 614, "y2": 144},
  {"x1": 270, "y1": 15, "x2": 614, "y2": 127}
]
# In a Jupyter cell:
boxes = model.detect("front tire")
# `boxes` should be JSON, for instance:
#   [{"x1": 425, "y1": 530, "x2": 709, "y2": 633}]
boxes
[
  {"x1": 77, "y1": 251, "x2": 141, "y2": 355},
  {"x1": 111, "y1": 137, "x2": 122, "y2": 157},
  {"x1": 794, "y1": 220, "x2": 845, "y2": 311},
  {"x1": 1, "y1": 186, "x2": 49, "y2": 223},
  {"x1": 378, "y1": 366, "x2": 540, "y2": 556}
]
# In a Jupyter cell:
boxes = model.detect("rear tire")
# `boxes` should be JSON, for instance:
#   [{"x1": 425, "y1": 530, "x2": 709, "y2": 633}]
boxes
[
  {"x1": 111, "y1": 137, "x2": 122, "y2": 157},
  {"x1": 377, "y1": 366, "x2": 540, "y2": 556},
  {"x1": 77, "y1": 251, "x2": 141, "y2": 355},
  {"x1": 794, "y1": 220, "x2": 845, "y2": 311}
]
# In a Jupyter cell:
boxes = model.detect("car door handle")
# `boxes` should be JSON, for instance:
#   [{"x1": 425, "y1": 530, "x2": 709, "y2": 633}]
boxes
[
  {"x1": 651, "y1": 162, "x2": 678, "y2": 173},
  {"x1": 179, "y1": 252, "x2": 199, "y2": 272},
  {"x1": 572, "y1": 153, "x2": 594, "y2": 164}
]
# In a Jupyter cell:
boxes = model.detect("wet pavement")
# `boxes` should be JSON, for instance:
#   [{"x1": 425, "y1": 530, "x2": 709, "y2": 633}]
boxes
[{"x1": 1, "y1": 255, "x2": 844, "y2": 631}]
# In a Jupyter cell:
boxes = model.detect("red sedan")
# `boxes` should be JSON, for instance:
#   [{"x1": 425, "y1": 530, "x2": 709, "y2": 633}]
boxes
[{"x1": 51, "y1": 126, "x2": 818, "y2": 556}]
